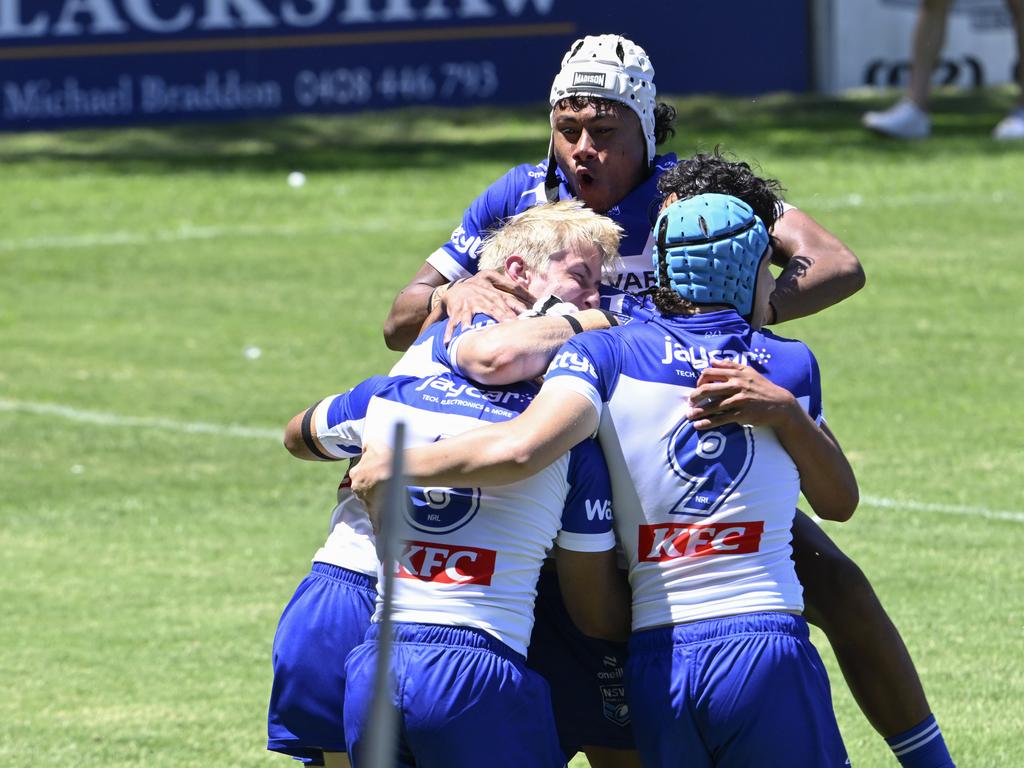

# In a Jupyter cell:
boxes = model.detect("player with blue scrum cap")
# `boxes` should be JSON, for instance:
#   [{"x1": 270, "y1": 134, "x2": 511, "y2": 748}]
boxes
[{"x1": 352, "y1": 193, "x2": 857, "y2": 766}]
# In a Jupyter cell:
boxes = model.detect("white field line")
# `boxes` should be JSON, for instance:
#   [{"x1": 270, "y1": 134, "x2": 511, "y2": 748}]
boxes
[
  {"x1": 858, "y1": 495, "x2": 1024, "y2": 523},
  {"x1": 0, "y1": 218, "x2": 453, "y2": 252},
  {"x1": 3, "y1": 190, "x2": 1017, "y2": 252},
  {"x1": 0, "y1": 398, "x2": 279, "y2": 440},
  {"x1": 794, "y1": 189, "x2": 1017, "y2": 212},
  {"x1": 2, "y1": 397, "x2": 1021, "y2": 523}
]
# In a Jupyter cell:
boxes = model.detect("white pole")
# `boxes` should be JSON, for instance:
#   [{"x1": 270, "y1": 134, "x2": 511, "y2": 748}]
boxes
[{"x1": 362, "y1": 421, "x2": 405, "y2": 768}]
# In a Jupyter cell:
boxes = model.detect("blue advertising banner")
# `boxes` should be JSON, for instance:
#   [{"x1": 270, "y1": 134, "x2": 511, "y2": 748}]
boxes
[{"x1": 0, "y1": 1, "x2": 809, "y2": 131}]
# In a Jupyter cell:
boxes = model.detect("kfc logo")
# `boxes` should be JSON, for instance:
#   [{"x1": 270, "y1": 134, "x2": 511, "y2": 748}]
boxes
[
  {"x1": 397, "y1": 541, "x2": 496, "y2": 585},
  {"x1": 638, "y1": 522, "x2": 764, "y2": 561}
]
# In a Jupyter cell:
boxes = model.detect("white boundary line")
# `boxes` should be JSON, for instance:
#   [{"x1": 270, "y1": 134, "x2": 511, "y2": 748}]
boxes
[
  {"x1": 0, "y1": 397, "x2": 279, "y2": 440},
  {"x1": 3, "y1": 190, "x2": 1017, "y2": 252},
  {"x1": 0, "y1": 218, "x2": 453, "y2": 252},
  {"x1": 859, "y1": 495, "x2": 1024, "y2": 523},
  {"x1": 794, "y1": 189, "x2": 1017, "y2": 212},
  {"x1": 2, "y1": 397, "x2": 1021, "y2": 523}
]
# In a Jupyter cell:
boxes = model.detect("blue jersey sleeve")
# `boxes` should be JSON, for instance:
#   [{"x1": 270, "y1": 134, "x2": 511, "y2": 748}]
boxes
[
  {"x1": 425, "y1": 165, "x2": 550, "y2": 280},
  {"x1": 804, "y1": 345, "x2": 824, "y2": 424},
  {"x1": 442, "y1": 313, "x2": 499, "y2": 376},
  {"x1": 311, "y1": 375, "x2": 392, "y2": 459},
  {"x1": 542, "y1": 329, "x2": 624, "y2": 425},
  {"x1": 755, "y1": 331, "x2": 824, "y2": 425},
  {"x1": 556, "y1": 438, "x2": 616, "y2": 552},
  {"x1": 388, "y1": 313, "x2": 497, "y2": 378}
]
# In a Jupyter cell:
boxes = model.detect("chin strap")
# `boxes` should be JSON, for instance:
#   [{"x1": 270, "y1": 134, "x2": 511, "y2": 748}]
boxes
[{"x1": 544, "y1": 144, "x2": 561, "y2": 203}]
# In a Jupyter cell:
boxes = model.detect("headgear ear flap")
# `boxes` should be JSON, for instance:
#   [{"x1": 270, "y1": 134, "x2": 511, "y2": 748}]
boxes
[{"x1": 652, "y1": 193, "x2": 769, "y2": 319}]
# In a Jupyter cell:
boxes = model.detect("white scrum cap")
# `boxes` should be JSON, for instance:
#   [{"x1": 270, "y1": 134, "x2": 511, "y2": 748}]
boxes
[{"x1": 549, "y1": 34, "x2": 658, "y2": 165}]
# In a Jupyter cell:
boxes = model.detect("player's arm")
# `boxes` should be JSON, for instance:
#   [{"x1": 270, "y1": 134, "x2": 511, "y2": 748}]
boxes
[
  {"x1": 687, "y1": 359, "x2": 858, "y2": 521},
  {"x1": 767, "y1": 208, "x2": 865, "y2": 325},
  {"x1": 455, "y1": 309, "x2": 617, "y2": 385},
  {"x1": 350, "y1": 387, "x2": 597, "y2": 503},
  {"x1": 383, "y1": 264, "x2": 537, "y2": 350},
  {"x1": 384, "y1": 168, "x2": 550, "y2": 350},
  {"x1": 382, "y1": 262, "x2": 450, "y2": 351},
  {"x1": 284, "y1": 401, "x2": 343, "y2": 461},
  {"x1": 555, "y1": 547, "x2": 631, "y2": 642},
  {"x1": 284, "y1": 381, "x2": 384, "y2": 462}
]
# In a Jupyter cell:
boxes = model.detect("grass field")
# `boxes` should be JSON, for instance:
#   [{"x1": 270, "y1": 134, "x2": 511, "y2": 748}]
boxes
[{"x1": 1, "y1": 88, "x2": 1022, "y2": 767}]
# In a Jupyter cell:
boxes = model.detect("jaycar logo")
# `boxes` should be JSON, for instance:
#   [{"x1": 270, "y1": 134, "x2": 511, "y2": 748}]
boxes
[
  {"x1": 659, "y1": 337, "x2": 768, "y2": 369},
  {"x1": 638, "y1": 522, "x2": 764, "y2": 561},
  {"x1": 414, "y1": 374, "x2": 533, "y2": 406},
  {"x1": 449, "y1": 224, "x2": 480, "y2": 257},
  {"x1": 549, "y1": 350, "x2": 597, "y2": 379},
  {"x1": 397, "y1": 541, "x2": 496, "y2": 585},
  {"x1": 573, "y1": 72, "x2": 607, "y2": 88}
]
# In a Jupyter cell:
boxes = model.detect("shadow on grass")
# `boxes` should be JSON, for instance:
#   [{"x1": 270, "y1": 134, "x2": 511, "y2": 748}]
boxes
[{"x1": 1, "y1": 89, "x2": 1020, "y2": 175}]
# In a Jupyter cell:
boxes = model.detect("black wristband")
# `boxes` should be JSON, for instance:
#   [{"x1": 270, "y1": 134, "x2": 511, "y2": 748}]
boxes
[
  {"x1": 597, "y1": 309, "x2": 620, "y2": 327},
  {"x1": 301, "y1": 404, "x2": 334, "y2": 461},
  {"x1": 564, "y1": 315, "x2": 585, "y2": 334}
]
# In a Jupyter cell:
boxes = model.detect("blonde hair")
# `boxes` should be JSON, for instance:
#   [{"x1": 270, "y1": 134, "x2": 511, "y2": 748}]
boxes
[{"x1": 477, "y1": 200, "x2": 622, "y2": 275}]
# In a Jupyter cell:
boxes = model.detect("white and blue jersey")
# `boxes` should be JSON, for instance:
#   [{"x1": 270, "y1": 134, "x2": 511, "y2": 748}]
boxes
[
  {"x1": 543, "y1": 309, "x2": 824, "y2": 631},
  {"x1": 427, "y1": 154, "x2": 679, "y2": 295},
  {"x1": 310, "y1": 369, "x2": 616, "y2": 657},
  {"x1": 314, "y1": 314, "x2": 497, "y2": 575}
]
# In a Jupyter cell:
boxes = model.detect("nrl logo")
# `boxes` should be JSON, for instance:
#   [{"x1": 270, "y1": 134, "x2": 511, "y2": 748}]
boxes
[{"x1": 572, "y1": 72, "x2": 606, "y2": 88}]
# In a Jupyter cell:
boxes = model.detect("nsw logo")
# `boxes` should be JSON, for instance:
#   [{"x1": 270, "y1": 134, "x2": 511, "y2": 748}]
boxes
[
  {"x1": 600, "y1": 684, "x2": 630, "y2": 727},
  {"x1": 405, "y1": 486, "x2": 481, "y2": 534},
  {"x1": 573, "y1": 72, "x2": 607, "y2": 88}
]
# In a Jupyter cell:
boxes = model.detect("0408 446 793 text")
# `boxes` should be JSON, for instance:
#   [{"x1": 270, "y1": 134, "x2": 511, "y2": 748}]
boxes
[{"x1": 294, "y1": 60, "x2": 498, "y2": 107}]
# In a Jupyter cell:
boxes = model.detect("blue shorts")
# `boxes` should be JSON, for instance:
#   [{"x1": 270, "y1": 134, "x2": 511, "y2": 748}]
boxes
[
  {"x1": 527, "y1": 568, "x2": 634, "y2": 754},
  {"x1": 344, "y1": 622, "x2": 565, "y2": 768},
  {"x1": 626, "y1": 612, "x2": 849, "y2": 768},
  {"x1": 267, "y1": 562, "x2": 377, "y2": 764}
]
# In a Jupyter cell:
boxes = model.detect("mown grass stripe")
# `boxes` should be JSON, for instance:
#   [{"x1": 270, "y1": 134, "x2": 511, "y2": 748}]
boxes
[{"x1": 3, "y1": 397, "x2": 1019, "y2": 523}]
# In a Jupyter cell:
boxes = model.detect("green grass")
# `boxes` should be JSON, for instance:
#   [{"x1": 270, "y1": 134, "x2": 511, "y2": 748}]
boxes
[{"x1": 1, "y1": 88, "x2": 1022, "y2": 767}]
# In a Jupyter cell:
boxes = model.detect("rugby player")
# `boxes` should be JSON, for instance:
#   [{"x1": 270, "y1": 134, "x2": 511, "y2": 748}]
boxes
[
  {"x1": 378, "y1": 34, "x2": 954, "y2": 768},
  {"x1": 353, "y1": 192, "x2": 854, "y2": 765},
  {"x1": 287, "y1": 209, "x2": 629, "y2": 768},
  {"x1": 268, "y1": 201, "x2": 624, "y2": 768}
]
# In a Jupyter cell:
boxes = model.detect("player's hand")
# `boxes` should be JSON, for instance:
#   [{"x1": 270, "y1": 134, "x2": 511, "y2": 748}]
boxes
[
  {"x1": 686, "y1": 359, "x2": 798, "y2": 430},
  {"x1": 349, "y1": 444, "x2": 394, "y2": 533},
  {"x1": 443, "y1": 270, "x2": 536, "y2": 342}
]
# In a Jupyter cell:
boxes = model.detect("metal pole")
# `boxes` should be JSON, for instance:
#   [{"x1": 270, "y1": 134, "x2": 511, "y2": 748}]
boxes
[{"x1": 363, "y1": 421, "x2": 405, "y2": 768}]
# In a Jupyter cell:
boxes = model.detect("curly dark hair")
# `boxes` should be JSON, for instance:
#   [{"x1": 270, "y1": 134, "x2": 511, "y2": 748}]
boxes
[
  {"x1": 650, "y1": 150, "x2": 783, "y2": 315},
  {"x1": 656, "y1": 149, "x2": 784, "y2": 230},
  {"x1": 553, "y1": 96, "x2": 677, "y2": 145}
]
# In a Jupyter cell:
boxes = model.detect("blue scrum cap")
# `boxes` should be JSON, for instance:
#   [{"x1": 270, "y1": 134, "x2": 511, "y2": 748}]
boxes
[{"x1": 652, "y1": 193, "x2": 769, "y2": 318}]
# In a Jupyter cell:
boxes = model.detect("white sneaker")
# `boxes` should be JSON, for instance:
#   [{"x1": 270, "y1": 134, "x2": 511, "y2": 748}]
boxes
[
  {"x1": 862, "y1": 99, "x2": 931, "y2": 139},
  {"x1": 993, "y1": 110, "x2": 1024, "y2": 140}
]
